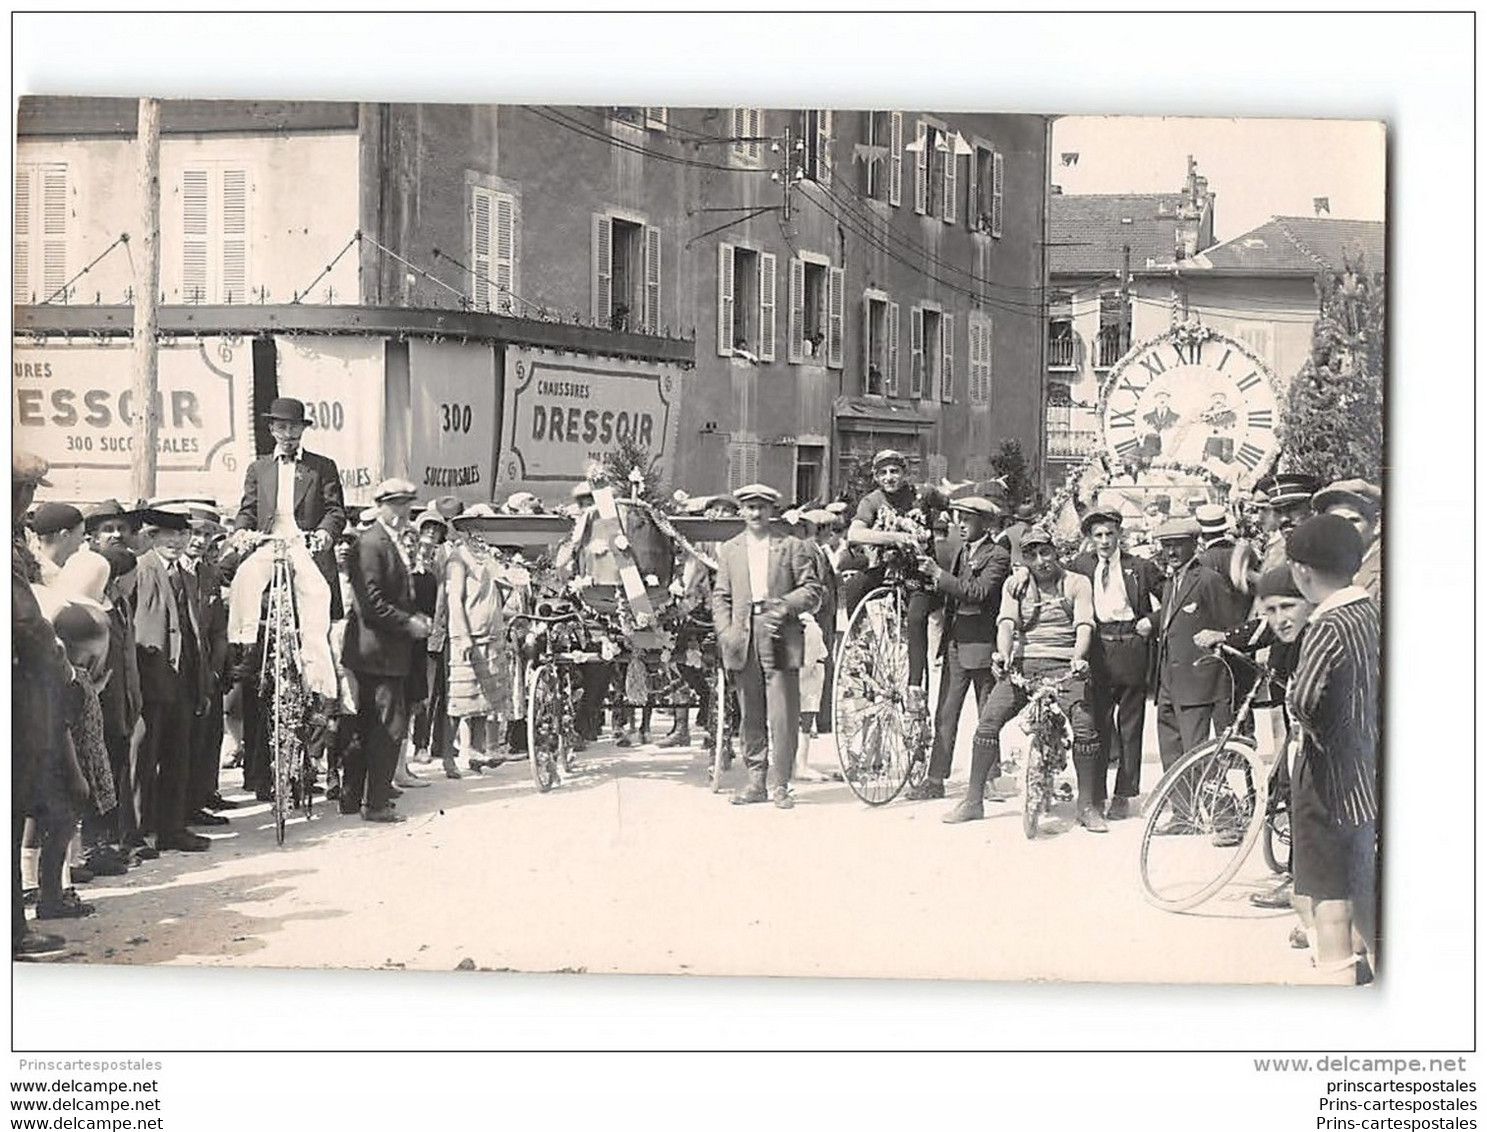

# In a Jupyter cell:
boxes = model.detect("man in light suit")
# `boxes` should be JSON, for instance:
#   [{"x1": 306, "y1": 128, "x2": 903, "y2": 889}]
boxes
[
  {"x1": 711, "y1": 484, "x2": 822, "y2": 809},
  {"x1": 1068, "y1": 507, "x2": 1163, "y2": 820},
  {"x1": 906, "y1": 495, "x2": 1011, "y2": 801}
]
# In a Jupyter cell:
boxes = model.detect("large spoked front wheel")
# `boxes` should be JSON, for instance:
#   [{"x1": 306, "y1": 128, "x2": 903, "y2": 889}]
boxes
[
  {"x1": 1022, "y1": 742, "x2": 1046, "y2": 840},
  {"x1": 526, "y1": 662, "x2": 565, "y2": 793},
  {"x1": 833, "y1": 587, "x2": 913, "y2": 806},
  {"x1": 1138, "y1": 738, "x2": 1268, "y2": 911}
]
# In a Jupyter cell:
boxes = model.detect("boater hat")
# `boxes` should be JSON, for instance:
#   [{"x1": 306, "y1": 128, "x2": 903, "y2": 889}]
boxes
[{"x1": 1194, "y1": 503, "x2": 1232, "y2": 536}]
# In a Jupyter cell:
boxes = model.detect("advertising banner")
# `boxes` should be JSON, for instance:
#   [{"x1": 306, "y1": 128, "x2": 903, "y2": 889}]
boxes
[
  {"x1": 496, "y1": 347, "x2": 680, "y2": 500},
  {"x1": 408, "y1": 339, "x2": 498, "y2": 505},
  {"x1": 12, "y1": 336, "x2": 254, "y2": 505},
  {"x1": 274, "y1": 335, "x2": 385, "y2": 505}
]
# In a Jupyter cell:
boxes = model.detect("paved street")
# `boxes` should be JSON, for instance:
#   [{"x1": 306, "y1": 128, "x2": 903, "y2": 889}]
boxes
[{"x1": 36, "y1": 702, "x2": 1320, "y2": 986}]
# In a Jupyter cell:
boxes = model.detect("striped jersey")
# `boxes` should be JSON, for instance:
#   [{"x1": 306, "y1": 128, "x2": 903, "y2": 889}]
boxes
[{"x1": 1286, "y1": 592, "x2": 1380, "y2": 827}]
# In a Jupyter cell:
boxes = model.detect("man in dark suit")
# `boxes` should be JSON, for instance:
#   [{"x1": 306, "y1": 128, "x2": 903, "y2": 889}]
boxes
[
  {"x1": 131, "y1": 509, "x2": 211, "y2": 853},
  {"x1": 1151, "y1": 517, "x2": 1249, "y2": 780},
  {"x1": 905, "y1": 496, "x2": 1010, "y2": 801},
  {"x1": 1068, "y1": 507, "x2": 1162, "y2": 820},
  {"x1": 341, "y1": 479, "x2": 431, "y2": 823},
  {"x1": 230, "y1": 396, "x2": 347, "y2": 798},
  {"x1": 182, "y1": 515, "x2": 231, "y2": 825},
  {"x1": 711, "y1": 483, "x2": 822, "y2": 809}
]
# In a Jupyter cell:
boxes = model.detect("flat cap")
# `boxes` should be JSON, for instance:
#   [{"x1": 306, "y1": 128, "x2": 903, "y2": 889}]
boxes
[
  {"x1": 1079, "y1": 506, "x2": 1123, "y2": 534},
  {"x1": 371, "y1": 477, "x2": 418, "y2": 503},
  {"x1": 1286, "y1": 513, "x2": 1364, "y2": 577},
  {"x1": 1312, "y1": 479, "x2": 1381, "y2": 520},
  {"x1": 950, "y1": 495, "x2": 1003, "y2": 520},
  {"x1": 801, "y1": 508, "x2": 839, "y2": 527},
  {"x1": 871, "y1": 449, "x2": 908, "y2": 470},
  {"x1": 13, "y1": 449, "x2": 52, "y2": 487},
  {"x1": 1256, "y1": 565, "x2": 1305, "y2": 601},
  {"x1": 1154, "y1": 517, "x2": 1201, "y2": 542},
  {"x1": 31, "y1": 502, "x2": 85, "y2": 536},
  {"x1": 733, "y1": 483, "x2": 782, "y2": 506},
  {"x1": 1020, "y1": 524, "x2": 1055, "y2": 548}
]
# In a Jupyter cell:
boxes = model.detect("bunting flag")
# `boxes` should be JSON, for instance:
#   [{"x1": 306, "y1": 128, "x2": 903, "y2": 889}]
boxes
[{"x1": 853, "y1": 143, "x2": 890, "y2": 165}]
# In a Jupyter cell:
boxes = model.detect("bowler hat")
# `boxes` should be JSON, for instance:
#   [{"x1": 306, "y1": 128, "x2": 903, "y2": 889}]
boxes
[
  {"x1": 262, "y1": 397, "x2": 313, "y2": 425},
  {"x1": 1286, "y1": 514, "x2": 1363, "y2": 577},
  {"x1": 1079, "y1": 507, "x2": 1123, "y2": 534}
]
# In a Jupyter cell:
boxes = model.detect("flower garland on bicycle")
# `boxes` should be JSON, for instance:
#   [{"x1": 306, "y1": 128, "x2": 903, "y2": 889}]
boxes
[
  {"x1": 841, "y1": 449, "x2": 938, "y2": 718},
  {"x1": 942, "y1": 524, "x2": 1107, "y2": 832}
]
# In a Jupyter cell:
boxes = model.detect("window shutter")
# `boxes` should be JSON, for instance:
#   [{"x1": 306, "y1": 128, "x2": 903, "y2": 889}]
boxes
[
  {"x1": 786, "y1": 257, "x2": 805, "y2": 364},
  {"x1": 220, "y1": 169, "x2": 247, "y2": 303},
  {"x1": 941, "y1": 312, "x2": 955, "y2": 401},
  {"x1": 1236, "y1": 322, "x2": 1275, "y2": 368},
  {"x1": 913, "y1": 121, "x2": 928, "y2": 215},
  {"x1": 759, "y1": 251, "x2": 777, "y2": 362},
  {"x1": 984, "y1": 315, "x2": 994, "y2": 406},
  {"x1": 910, "y1": 307, "x2": 924, "y2": 397},
  {"x1": 888, "y1": 301, "x2": 900, "y2": 395},
  {"x1": 991, "y1": 151, "x2": 1004, "y2": 238},
  {"x1": 817, "y1": 109, "x2": 833, "y2": 186},
  {"x1": 471, "y1": 188, "x2": 493, "y2": 311},
  {"x1": 716, "y1": 242, "x2": 735, "y2": 356},
  {"x1": 494, "y1": 193, "x2": 515, "y2": 312},
  {"x1": 827, "y1": 266, "x2": 844, "y2": 369},
  {"x1": 40, "y1": 165, "x2": 67, "y2": 302},
  {"x1": 646, "y1": 107, "x2": 667, "y2": 130},
  {"x1": 861, "y1": 295, "x2": 872, "y2": 392},
  {"x1": 943, "y1": 142, "x2": 957, "y2": 224},
  {"x1": 889, "y1": 111, "x2": 903, "y2": 207},
  {"x1": 744, "y1": 440, "x2": 759, "y2": 484},
  {"x1": 644, "y1": 225, "x2": 661, "y2": 333},
  {"x1": 967, "y1": 148, "x2": 980, "y2": 231},
  {"x1": 591, "y1": 213, "x2": 612, "y2": 326},
  {"x1": 749, "y1": 109, "x2": 762, "y2": 162},
  {"x1": 14, "y1": 165, "x2": 31, "y2": 304},
  {"x1": 183, "y1": 169, "x2": 210, "y2": 304}
]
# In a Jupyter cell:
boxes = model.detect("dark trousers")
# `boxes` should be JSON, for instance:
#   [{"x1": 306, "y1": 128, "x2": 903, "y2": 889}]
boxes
[
  {"x1": 575, "y1": 662, "x2": 611, "y2": 741},
  {"x1": 240, "y1": 677, "x2": 271, "y2": 795},
  {"x1": 733, "y1": 625, "x2": 801, "y2": 792},
  {"x1": 344, "y1": 674, "x2": 407, "y2": 812},
  {"x1": 137, "y1": 692, "x2": 194, "y2": 838},
  {"x1": 1155, "y1": 686, "x2": 1235, "y2": 771},
  {"x1": 968, "y1": 657, "x2": 1098, "y2": 802},
  {"x1": 1091, "y1": 633, "x2": 1150, "y2": 803},
  {"x1": 188, "y1": 690, "x2": 224, "y2": 810},
  {"x1": 411, "y1": 650, "x2": 452, "y2": 756},
  {"x1": 104, "y1": 728, "x2": 136, "y2": 842},
  {"x1": 926, "y1": 645, "x2": 994, "y2": 783},
  {"x1": 840, "y1": 569, "x2": 933, "y2": 687}
]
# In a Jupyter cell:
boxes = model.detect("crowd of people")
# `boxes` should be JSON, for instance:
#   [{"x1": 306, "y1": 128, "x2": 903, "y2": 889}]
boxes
[{"x1": 13, "y1": 402, "x2": 1382, "y2": 985}]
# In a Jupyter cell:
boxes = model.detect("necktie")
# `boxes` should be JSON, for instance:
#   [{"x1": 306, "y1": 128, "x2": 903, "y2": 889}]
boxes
[{"x1": 1100, "y1": 558, "x2": 1111, "y2": 590}]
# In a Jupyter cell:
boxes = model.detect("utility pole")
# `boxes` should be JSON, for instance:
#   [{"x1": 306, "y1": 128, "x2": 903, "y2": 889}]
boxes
[
  {"x1": 781, "y1": 126, "x2": 793, "y2": 220},
  {"x1": 1120, "y1": 243, "x2": 1132, "y2": 353},
  {"x1": 130, "y1": 97, "x2": 162, "y2": 501}
]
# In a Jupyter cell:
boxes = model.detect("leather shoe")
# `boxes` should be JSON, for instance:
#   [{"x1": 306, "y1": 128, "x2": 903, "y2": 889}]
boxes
[
  {"x1": 1078, "y1": 805, "x2": 1110, "y2": 833},
  {"x1": 14, "y1": 929, "x2": 68, "y2": 959},
  {"x1": 156, "y1": 831, "x2": 211, "y2": 852},
  {"x1": 731, "y1": 785, "x2": 768, "y2": 805},
  {"x1": 388, "y1": 786, "x2": 404, "y2": 799},
  {"x1": 771, "y1": 788, "x2": 795, "y2": 810},
  {"x1": 188, "y1": 809, "x2": 230, "y2": 827},
  {"x1": 362, "y1": 806, "x2": 405, "y2": 824},
  {"x1": 1250, "y1": 883, "x2": 1294, "y2": 910},
  {"x1": 67, "y1": 866, "x2": 95, "y2": 885},
  {"x1": 906, "y1": 779, "x2": 945, "y2": 801},
  {"x1": 206, "y1": 794, "x2": 239, "y2": 811},
  {"x1": 131, "y1": 844, "x2": 160, "y2": 861},
  {"x1": 338, "y1": 801, "x2": 361, "y2": 816},
  {"x1": 1105, "y1": 796, "x2": 1132, "y2": 821},
  {"x1": 1211, "y1": 827, "x2": 1243, "y2": 848},
  {"x1": 36, "y1": 894, "x2": 95, "y2": 919},
  {"x1": 942, "y1": 800, "x2": 985, "y2": 824},
  {"x1": 82, "y1": 852, "x2": 128, "y2": 877}
]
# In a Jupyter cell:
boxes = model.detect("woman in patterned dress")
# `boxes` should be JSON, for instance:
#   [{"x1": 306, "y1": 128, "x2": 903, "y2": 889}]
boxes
[{"x1": 446, "y1": 507, "x2": 513, "y2": 766}]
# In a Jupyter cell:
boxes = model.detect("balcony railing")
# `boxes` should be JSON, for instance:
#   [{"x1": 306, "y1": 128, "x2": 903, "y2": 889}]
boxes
[
  {"x1": 1046, "y1": 404, "x2": 1098, "y2": 459},
  {"x1": 1047, "y1": 331, "x2": 1077, "y2": 369},
  {"x1": 1095, "y1": 325, "x2": 1129, "y2": 369}
]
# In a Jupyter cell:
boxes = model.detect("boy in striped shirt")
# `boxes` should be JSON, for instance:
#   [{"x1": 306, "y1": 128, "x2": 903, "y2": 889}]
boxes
[{"x1": 1286, "y1": 514, "x2": 1381, "y2": 984}]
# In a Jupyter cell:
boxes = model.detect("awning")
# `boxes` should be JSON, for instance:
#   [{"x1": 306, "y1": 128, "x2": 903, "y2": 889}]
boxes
[{"x1": 833, "y1": 396, "x2": 937, "y2": 433}]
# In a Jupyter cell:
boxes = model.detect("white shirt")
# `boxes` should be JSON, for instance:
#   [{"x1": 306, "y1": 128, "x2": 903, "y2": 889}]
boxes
[
  {"x1": 744, "y1": 531, "x2": 770, "y2": 602},
  {"x1": 1091, "y1": 550, "x2": 1137, "y2": 624},
  {"x1": 1307, "y1": 584, "x2": 1370, "y2": 623},
  {"x1": 377, "y1": 516, "x2": 413, "y2": 576},
  {"x1": 271, "y1": 449, "x2": 302, "y2": 538}
]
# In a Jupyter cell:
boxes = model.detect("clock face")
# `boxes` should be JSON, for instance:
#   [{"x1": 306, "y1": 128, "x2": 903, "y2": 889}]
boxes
[{"x1": 1100, "y1": 329, "x2": 1280, "y2": 488}]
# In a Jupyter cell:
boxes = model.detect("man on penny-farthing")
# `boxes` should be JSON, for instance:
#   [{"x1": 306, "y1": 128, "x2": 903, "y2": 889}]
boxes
[{"x1": 226, "y1": 396, "x2": 346, "y2": 801}]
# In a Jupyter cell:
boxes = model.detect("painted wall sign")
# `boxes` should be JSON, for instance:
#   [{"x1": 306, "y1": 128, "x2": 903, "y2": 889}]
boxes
[
  {"x1": 497, "y1": 348, "x2": 680, "y2": 499},
  {"x1": 12, "y1": 336, "x2": 253, "y2": 505},
  {"x1": 274, "y1": 335, "x2": 386, "y2": 505},
  {"x1": 408, "y1": 339, "x2": 498, "y2": 504}
]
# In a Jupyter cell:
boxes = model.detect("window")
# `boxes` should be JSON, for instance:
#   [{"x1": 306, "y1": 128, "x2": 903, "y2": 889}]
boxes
[
  {"x1": 800, "y1": 109, "x2": 833, "y2": 185},
  {"x1": 912, "y1": 120, "x2": 955, "y2": 221},
  {"x1": 1096, "y1": 292, "x2": 1130, "y2": 368},
  {"x1": 968, "y1": 311, "x2": 993, "y2": 406},
  {"x1": 910, "y1": 305, "x2": 947, "y2": 399},
  {"x1": 14, "y1": 163, "x2": 67, "y2": 305},
  {"x1": 470, "y1": 186, "x2": 516, "y2": 313},
  {"x1": 730, "y1": 108, "x2": 763, "y2": 166},
  {"x1": 862, "y1": 110, "x2": 903, "y2": 206},
  {"x1": 1234, "y1": 321, "x2": 1276, "y2": 371},
  {"x1": 794, "y1": 444, "x2": 825, "y2": 504},
  {"x1": 861, "y1": 292, "x2": 900, "y2": 395},
  {"x1": 593, "y1": 213, "x2": 660, "y2": 332},
  {"x1": 787, "y1": 256, "x2": 843, "y2": 367},
  {"x1": 726, "y1": 437, "x2": 761, "y2": 492},
  {"x1": 716, "y1": 243, "x2": 776, "y2": 360},
  {"x1": 645, "y1": 107, "x2": 668, "y2": 131},
  {"x1": 180, "y1": 166, "x2": 250, "y2": 304}
]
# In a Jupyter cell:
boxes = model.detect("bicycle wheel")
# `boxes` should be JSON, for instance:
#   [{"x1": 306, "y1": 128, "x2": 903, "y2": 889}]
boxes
[
  {"x1": 1022, "y1": 742, "x2": 1046, "y2": 839},
  {"x1": 710, "y1": 666, "x2": 727, "y2": 793},
  {"x1": 526, "y1": 662, "x2": 563, "y2": 793},
  {"x1": 1262, "y1": 806, "x2": 1292, "y2": 875},
  {"x1": 832, "y1": 587, "x2": 913, "y2": 806},
  {"x1": 268, "y1": 563, "x2": 291, "y2": 846},
  {"x1": 1138, "y1": 737, "x2": 1267, "y2": 911}
]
